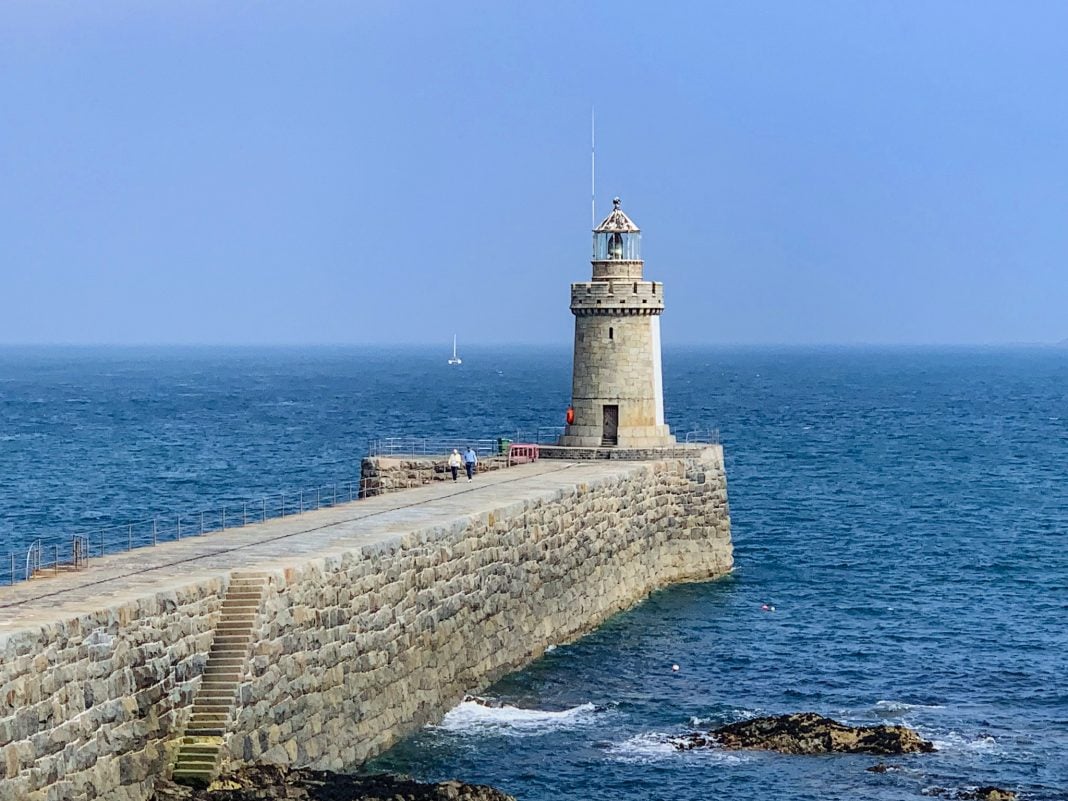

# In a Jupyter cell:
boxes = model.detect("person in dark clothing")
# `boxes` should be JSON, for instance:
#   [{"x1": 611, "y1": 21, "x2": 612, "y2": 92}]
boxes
[{"x1": 463, "y1": 447, "x2": 478, "y2": 481}]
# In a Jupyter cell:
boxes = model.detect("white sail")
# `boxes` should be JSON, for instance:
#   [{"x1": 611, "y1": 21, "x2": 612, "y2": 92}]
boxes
[{"x1": 448, "y1": 334, "x2": 462, "y2": 365}]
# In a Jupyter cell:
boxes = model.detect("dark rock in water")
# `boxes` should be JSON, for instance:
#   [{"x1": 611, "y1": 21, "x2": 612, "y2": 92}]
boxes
[
  {"x1": 922, "y1": 786, "x2": 1017, "y2": 801},
  {"x1": 969, "y1": 788, "x2": 1017, "y2": 801},
  {"x1": 152, "y1": 765, "x2": 515, "y2": 801},
  {"x1": 674, "y1": 712, "x2": 936, "y2": 755},
  {"x1": 463, "y1": 694, "x2": 501, "y2": 708}
]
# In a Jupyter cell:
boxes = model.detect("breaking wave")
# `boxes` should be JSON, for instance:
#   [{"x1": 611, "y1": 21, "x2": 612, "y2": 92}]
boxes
[{"x1": 436, "y1": 697, "x2": 599, "y2": 736}]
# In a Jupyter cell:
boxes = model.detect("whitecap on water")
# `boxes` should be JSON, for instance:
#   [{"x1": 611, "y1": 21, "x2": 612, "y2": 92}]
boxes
[
  {"x1": 435, "y1": 698, "x2": 598, "y2": 736},
  {"x1": 688, "y1": 708, "x2": 760, "y2": 727},
  {"x1": 608, "y1": 732, "x2": 751, "y2": 765},
  {"x1": 871, "y1": 699, "x2": 945, "y2": 718},
  {"x1": 928, "y1": 730, "x2": 1001, "y2": 755},
  {"x1": 607, "y1": 732, "x2": 678, "y2": 762}
]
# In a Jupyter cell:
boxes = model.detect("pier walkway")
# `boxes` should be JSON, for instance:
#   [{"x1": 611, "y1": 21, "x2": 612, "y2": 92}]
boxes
[
  {"x1": 1, "y1": 445, "x2": 730, "y2": 801},
  {"x1": 0, "y1": 458, "x2": 627, "y2": 636}
]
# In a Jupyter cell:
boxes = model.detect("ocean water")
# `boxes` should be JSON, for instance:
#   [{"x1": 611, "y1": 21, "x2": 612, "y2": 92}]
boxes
[{"x1": 2, "y1": 346, "x2": 1066, "y2": 800}]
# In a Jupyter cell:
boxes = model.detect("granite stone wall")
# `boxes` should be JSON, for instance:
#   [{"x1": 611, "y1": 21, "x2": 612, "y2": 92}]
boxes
[
  {"x1": 0, "y1": 448, "x2": 731, "y2": 801},
  {"x1": 358, "y1": 456, "x2": 448, "y2": 498},
  {"x1": 0, "y1": 580, "x2": 225, "y2": 801},
  {"x1": 226, "y1": 447, "x2": 731, "y2": 771},
  {"x1": 359, "y1": 456, "x2": 508, "y2": 498}
]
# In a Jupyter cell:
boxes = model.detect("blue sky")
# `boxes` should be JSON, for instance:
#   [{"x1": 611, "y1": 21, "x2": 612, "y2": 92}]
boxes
[{"x1": 2, "y1": 2, "x2": 1066, "y2": 346}]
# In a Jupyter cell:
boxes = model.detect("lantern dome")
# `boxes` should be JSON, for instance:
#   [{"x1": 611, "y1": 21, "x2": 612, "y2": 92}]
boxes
[{"x1": 592, "y1": 197, "x2": 641, "y2": 262}]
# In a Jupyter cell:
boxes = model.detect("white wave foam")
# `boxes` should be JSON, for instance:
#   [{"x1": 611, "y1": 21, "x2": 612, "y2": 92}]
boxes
[
  {"x1": 608, "y1": 732, "x2": 679, "y2": 762},
  {"x1": 688, "y1": 709, "x2": 760, "y2": 727},
  {"x1": 609, "y1": 732, "x2": 751, "y2": 764},
  {"x1": 436, "y1": 698, "x2": 598, "y2": 736},
  {"x1": 928, "y1": 730, "x2": 1001, "y2": 755},
  {"x1": 871, "y1": 699, "x2": 945, "y2": 717}
]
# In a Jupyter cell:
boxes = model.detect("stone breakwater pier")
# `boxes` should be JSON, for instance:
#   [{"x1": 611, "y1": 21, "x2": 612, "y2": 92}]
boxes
[{"x1": 0, "y1": 448, "x2": 732, "y2": 801}]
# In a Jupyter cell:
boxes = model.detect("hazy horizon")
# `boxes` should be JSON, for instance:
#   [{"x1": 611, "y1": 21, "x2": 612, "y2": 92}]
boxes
[{"x1": 1, "y1": 340, "x2": 1066, "y2": 351}]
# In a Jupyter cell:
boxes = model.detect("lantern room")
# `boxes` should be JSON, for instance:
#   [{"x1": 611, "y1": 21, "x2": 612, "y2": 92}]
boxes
[{"x1": 592, "y1": 197, "x2": 641, "y2": 262}]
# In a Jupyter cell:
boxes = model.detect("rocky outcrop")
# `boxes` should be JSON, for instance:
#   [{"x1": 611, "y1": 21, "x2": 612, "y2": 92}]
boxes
[
  {"x1": 869, "y1": 766, "x2": 1017, "y2": 799},
  {"x1": 674, "y1": 713, "x2": 935, "y2": 755},
  {"x1": 922, "y1": 786, "x2": 1017, "y2": 801},
  {"x1": 152, "y1": 766, "x2": 514, "y2": 801},
  {"x1": 866, "y1": 762, "x2": 900, "y2": 773}
]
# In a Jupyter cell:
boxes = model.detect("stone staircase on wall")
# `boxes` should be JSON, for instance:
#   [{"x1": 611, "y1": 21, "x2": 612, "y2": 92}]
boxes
[{"x1": 171, "y1": 571, "x2": 269, "y2": 786}]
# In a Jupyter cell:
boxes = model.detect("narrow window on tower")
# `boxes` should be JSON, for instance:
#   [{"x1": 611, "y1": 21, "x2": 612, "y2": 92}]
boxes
[{"x1": 609, "y1": 327, "x2": 614, "y2": 341}]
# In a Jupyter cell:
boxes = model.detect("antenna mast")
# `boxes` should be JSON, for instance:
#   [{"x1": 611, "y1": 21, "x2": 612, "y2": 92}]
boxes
[{"x1": 591, "y1": 107, "x2": 596, "y2": 229}]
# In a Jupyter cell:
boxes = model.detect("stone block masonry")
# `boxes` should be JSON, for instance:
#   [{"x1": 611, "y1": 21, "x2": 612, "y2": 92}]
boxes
[
  {"x1": 0, "y1": 581, "x2": 225, "y2": 801},
  {"x1": 0, "y1": 449, "x2": 731, "y2": 801},
  {"x1": 358, "y1": 455, "x2": 509, "y2": 498}
]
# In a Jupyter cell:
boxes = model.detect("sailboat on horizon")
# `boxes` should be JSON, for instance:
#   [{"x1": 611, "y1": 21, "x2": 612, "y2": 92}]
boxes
[{"x1": 448, "y1": 334, "x2": 462, "y2": 365}]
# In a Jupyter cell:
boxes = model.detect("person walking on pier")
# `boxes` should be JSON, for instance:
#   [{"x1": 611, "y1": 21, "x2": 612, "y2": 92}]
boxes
[
  {"x1": 448, "y1": 448, "x2": 462, "y2": 481},
  {"x1": 463, "y1": 446, "x2": 478, "y2": 481}
]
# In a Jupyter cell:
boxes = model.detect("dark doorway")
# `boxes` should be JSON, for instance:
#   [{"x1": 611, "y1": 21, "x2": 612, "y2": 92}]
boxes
[{"x1": 602, "y1": 404, "x2": 619, "y2": 446}]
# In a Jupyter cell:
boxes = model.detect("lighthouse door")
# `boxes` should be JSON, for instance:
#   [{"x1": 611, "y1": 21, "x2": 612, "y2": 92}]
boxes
[{"x1": 602, "y1": 404, "x2": 619, "y2": 446}]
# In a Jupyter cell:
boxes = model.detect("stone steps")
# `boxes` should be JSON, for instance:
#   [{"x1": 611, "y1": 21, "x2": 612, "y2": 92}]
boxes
[
  {"x1": 177, "y1": 743, "x2": 220, "y2": 757},
  {"x1": 172, "y1": 572, "x2": 268, "y2": 786},
  {"x1": 196, "y1": 684, "x2": 237, "y2": 693},
  {"x1": 215, "y1": 622, "x2": 255, "y2": 633},
  {"x1": 183, "y1": 726, "x2": 226, "y2": 738}
]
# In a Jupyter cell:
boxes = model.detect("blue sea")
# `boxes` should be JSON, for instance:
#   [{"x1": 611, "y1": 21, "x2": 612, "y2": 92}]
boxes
[{"x1": 1, "y1": 346, "x2": 1066, "y2": 800}]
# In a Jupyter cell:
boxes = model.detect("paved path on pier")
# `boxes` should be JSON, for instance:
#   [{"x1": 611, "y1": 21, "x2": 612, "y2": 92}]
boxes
[{"x1": 0, "y1": 459, "x2": 641, "y2": 637}]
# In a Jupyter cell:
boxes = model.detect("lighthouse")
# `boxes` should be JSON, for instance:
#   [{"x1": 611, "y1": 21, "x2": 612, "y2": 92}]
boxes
[{"x1": 559, "y1": 197, "x2": 676, "y2": 449}]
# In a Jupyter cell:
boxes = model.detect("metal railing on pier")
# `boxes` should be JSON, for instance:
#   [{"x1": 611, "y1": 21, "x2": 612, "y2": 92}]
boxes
[
  {"x1": 368, "y1": 437, "x2": 504, "y2": 459},
  {"x1": 683, "y1": 428, "x2": 721, "y2": 445},
  {"x1": 3, "y1": 426, "x2": 721, "y2": 588},
  {"x1": 368, "y1": 424, "x2": 617, "y2": 457},
  {"x1": 2, "y1": 473, "x2": 391, "y2": 588},
  {"x1": 369, "y1": 427, "x2": 719, "y2": 453}
]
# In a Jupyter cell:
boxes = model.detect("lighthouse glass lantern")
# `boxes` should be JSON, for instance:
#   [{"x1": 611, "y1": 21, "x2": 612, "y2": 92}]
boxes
[{"x1": 592, "y1": 197, "x2": 641, "y2": 261}]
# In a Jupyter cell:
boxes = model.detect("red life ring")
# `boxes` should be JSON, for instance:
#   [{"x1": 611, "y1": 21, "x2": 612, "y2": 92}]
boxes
[{"x1": 566, "y1": 406, "x2": 575, "y2": 425}]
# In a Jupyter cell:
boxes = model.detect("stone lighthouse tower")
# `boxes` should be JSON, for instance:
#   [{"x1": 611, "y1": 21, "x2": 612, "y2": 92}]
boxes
[{"x1": 559, "y1": 197, "x2": 676, "y2": 449}]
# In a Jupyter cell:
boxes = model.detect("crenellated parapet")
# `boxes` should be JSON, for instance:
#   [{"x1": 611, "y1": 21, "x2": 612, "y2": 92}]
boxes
[{"x1": 570, "y1": 280, "x2": 665, "y2": 316}]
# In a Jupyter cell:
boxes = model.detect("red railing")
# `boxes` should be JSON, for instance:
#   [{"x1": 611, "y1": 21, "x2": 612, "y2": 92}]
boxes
[{"x1": 507, "y1": 443, "x2": 540, "y2": 464}]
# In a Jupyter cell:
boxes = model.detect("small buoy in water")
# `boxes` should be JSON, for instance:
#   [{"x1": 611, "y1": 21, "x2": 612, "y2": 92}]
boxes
[
  {"x1": 672, "y1": 664, "x2": 680, "y2": 672},
  {"x1": 761, "y1": 603, "x2": 775, "y2": 612}
]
